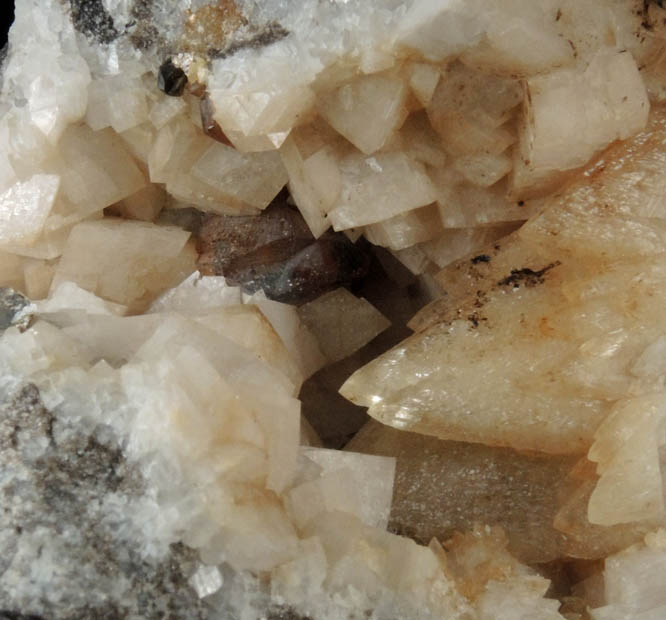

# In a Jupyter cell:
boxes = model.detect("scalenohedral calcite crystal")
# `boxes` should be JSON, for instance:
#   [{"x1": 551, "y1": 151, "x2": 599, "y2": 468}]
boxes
[
  {"x1": 3, "y1": 0, "x2": 666, "y2": 618},
  {"x1": 342, "y1": 109, "x2": 666, "y2": 526}
]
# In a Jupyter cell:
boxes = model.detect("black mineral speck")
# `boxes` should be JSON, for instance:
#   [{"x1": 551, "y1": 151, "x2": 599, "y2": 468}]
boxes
[
  {"x1": 69, "y1": 0, "x2": 119, "y2": 44},
  {"x1": 467, "y1": 312, "x2": 487, "y2": 329},
  {"x1": 471, "y1": 254, "x2": 491, "y2": 264},
  {"x1": 267, "y1": 606, "x2": 312, "y2": 620},
  {"x1": 497, "y1": 262, "x2": 560, "y2": 289},
  {"x1": 158, "y1": 59, "x2": 188, "y2": 96}
]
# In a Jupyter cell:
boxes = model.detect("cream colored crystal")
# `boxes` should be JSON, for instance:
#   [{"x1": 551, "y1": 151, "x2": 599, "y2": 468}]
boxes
[
  {"x1": 120, "y1": 123, "x2": 156, "y2": 164},
  {"x1": 115, "y1": 184, "x2": 166, "y2": 222},
  {"x1": 427, "y1": 63, "x2": 521, "y2": 157},
  {"x1": 52, "y1": 219, "x2": 195, "y2": 309},
  {"x1": 590, "y1": 531, "x2": 666, "y2": 619},
  {"x1": 421, "y1": 224, "x2": 519, "y2": 269},
  {"x1": 286, "y1": 447, "x2": 395, "y2": 530},
  {"x1": 194, "y1": 305, "x2": 305, "y2": 394},
  {"x1": 0, "y1": 174, "x2": 60, "y2": 247},
  {"x1": 406, "y1": 62, "x2": 441, "y2": 107},
  {"x1": 459, "y1": 0, "x2": 573, "y2": 76},
  {"x1": 297, "y1": 288, "x2": 390, "y2": 363},
  {"x1": 587, "y1": 394, "x2": 666, "y2": 526},
  {"x1": 0, "y1": 250, "x2": 25, "y2": 292},
  {"x1": 279, "y1": 135, "x2": 338, "y2": 238},
  {"x1": 207, "y1": 37, "x2": 319, "y2": 139},
  {"x1": 148, "y1": 118, "x2": 210, "y2": 185},
  {"x1": 452, "y1": 152, "x2": 512, "y2": 188},
  {"x1": 34, "y1": 281, "x2": 128, "y2": 319},
  {"x1": 318, "y1": 73, "x2": 408, "y2": 154},
  {"x1": 364, "y1": 205, "x2": 442, "y2": 251},
  {"x1": 191, "y1": 141, "x2": 287, "y2": 210},
  {"x1": 148, "y1": 271, "x2": 242, "y2": 313},
  {"x1": 86, "y1": 76, "x2": 149, "y2": 134},
  {"x1": 444, "y1": 526, "x2": 564, "y2": 619},
  {"x1": 149, "y1": 95, "x2": 187, "y2": 130},
  {"x1": 247, "y1": 293, "x2": 327, "y2": 381},
  {"x1": 399, "y1": 111, "x2": 448, "y2": 168},
  {"x1": 390, "y1": 245, "x2": 431, "y2": 275},
  {"x1": 56, "y1": 124, "x2": 146, "y2": 219},
  {"x1": 22, "y1": 258, "x2": 55, "y2": 299},
  {"x1": 327, "y1": 152, "x2": 437, "y2": 230},
  {"x1": 512, "y1": 48, "x2": 650, "y2": 196}
]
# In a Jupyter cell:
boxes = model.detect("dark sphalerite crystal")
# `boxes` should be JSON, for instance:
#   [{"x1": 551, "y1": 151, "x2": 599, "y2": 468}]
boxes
[{"x1": 158, "y1": 58, "x2": 188, "y2": 96}]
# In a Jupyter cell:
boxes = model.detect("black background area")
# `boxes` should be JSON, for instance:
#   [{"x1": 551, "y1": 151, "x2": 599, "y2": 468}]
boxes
[{"x1": 1, "y1": 1, "x2": 15, "y2": 50}]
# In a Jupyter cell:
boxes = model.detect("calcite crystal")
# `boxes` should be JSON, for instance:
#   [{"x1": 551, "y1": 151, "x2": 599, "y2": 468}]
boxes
[
  {"x1": 3, "y1": 0, "x2": 666, "y2": 617},
  {"x1": 342, "y1": 109, "x2": 666, "y2": 519}
]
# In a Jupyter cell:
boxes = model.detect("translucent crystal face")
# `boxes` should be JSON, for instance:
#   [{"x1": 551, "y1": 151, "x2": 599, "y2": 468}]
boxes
[{"x1": 3, "y1": 0, "x2": 666, "y2": 618}]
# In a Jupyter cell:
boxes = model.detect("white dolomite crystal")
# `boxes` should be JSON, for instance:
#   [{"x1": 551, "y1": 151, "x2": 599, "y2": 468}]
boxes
[
  {"x1": 86, "y1": 75, "x2": 150, "y2": 133},
  {"x1": 55, "y1": 124, "x2": 147, "y2": 219},
  {"x1": 148, "y1": 271, "x2": 243, "y2": 313},
  {"x1": 590, "y1": 531, "x2": 666, "y2": 619},
  {"x1": 513, "y1": 47, "x2": 650, "y2": 196},
  {"x1": 191, "y1": 141, "x2": 288, "y2": 210},
  {"x1": 327, "y1": 151, "x2": 437, "y2": 230},
  {"x1": 364, "y1": 205, "x2": 442, "y2": 251},
  {"x1": 0, "y1": 175, "x2": 60, "y2": 248},
  {"x1": 279, "y1": 134, "x2": 338, "y2": 238},
  {"x1": 318, "y1": 73, "x2": 408, "y2": 155},
  {"x1": 52, "y1": 219, "x2": 196, "y2": 310},
  {"x1": 287, "y1": 447, "x2": 395, "y2": 530}
]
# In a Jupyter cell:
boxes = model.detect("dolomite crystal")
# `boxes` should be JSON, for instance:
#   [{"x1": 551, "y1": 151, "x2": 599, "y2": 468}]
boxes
[{"x1": 3, "y1": 0, "x2": 666, "y2": 617}]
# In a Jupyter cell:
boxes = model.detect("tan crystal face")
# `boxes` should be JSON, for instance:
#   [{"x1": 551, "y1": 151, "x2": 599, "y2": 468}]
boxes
[
  {"x1": 4, "y1": 0, "x2": 666, "y2": 618},
  {"x1": 182, "y1": 2, "x2": 245, "y2": 57}
]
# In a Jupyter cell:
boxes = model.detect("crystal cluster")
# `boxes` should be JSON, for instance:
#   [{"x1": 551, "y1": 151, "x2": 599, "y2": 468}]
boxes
[{"x1": 3, "y1": 0, "x2": 666, "y2": 618}]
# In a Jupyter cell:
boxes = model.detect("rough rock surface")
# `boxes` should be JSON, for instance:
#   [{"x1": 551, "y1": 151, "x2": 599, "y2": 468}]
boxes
[
  {"x1": 0, "y1": 384, "x2": 207, "y2": 619},
  {"x1": 0, "y1": 288, "x2": 29, "y2": 332}
]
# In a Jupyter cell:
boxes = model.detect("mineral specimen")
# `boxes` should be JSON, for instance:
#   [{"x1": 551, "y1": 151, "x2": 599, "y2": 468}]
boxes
[{"x1": 2, "y1": 0, "x2": 666, "y2": 617}]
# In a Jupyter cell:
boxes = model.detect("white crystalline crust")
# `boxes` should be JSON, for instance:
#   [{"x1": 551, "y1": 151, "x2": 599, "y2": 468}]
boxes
[
  {"x1": 590, "y1": 531, "x2": 666, "y2": 619},
  {"x1": 2, "y1": 0, "x2": 666, "y2": 616}
]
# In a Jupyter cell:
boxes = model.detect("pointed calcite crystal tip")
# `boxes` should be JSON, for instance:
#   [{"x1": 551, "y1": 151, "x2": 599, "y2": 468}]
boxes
[{"x1": 341, "y1": 108, "x2": 666, "y2": 458}]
